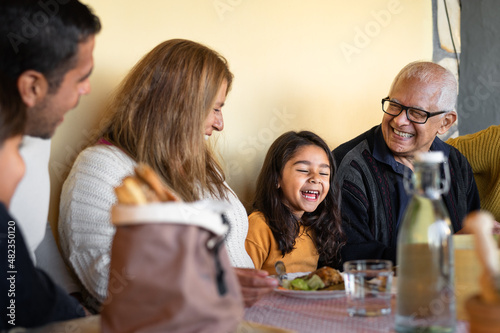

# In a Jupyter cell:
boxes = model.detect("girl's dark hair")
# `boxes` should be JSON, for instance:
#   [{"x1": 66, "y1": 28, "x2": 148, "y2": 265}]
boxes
[
  {"x1": 253, "y1": 130, "x2": 345, "y2": 267},
  {"x1": 0, "y1": 75, "x2": 26, "y2": 144}
]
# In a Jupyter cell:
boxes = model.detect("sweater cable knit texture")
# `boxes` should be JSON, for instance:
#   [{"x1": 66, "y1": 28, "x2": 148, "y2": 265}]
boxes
[
  {"x1": 58, "y1": 145, "x2": 254, "y2": 306},
  {"x1": 447, "y1": 125, "x2": 500, "y2": 221}
]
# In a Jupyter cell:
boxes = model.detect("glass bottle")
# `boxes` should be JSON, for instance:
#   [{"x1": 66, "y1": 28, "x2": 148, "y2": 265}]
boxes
[{"x1": 395, "y1": 151, "x2": 455, "y2": 333}]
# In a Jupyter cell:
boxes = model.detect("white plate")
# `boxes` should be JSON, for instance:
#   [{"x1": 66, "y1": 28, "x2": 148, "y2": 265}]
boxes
[{"x1": 274, "y1": 287, "x2": 345, "y2": 299}]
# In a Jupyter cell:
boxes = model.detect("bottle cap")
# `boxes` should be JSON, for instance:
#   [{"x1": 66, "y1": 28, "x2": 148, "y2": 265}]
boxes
[{"x1": 414, "y1": 151, "x2": 445, "y2": 163}]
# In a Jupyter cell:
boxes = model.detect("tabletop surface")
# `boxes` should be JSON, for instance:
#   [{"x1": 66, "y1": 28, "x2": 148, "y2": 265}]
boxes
[
  {"x1": 12, "y1": 294, "x2": 470, "y2": 333},
  {"x1": 244, "y1": 291, "x2": 470, "y2": 333}
]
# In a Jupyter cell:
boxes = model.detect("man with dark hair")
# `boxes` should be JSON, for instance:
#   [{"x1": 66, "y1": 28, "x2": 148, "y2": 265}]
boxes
[
  {"x1": 0, "y1": 0, "x2": 101, "y2": 138},
  {"x1": 0, "y1": 0, "x2": 101, "y2": 328}
]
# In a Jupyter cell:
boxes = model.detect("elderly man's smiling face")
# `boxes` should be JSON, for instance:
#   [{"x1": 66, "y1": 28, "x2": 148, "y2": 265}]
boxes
[{"x1": 381, "y1": 77, "x2": 456, "y2": 162}]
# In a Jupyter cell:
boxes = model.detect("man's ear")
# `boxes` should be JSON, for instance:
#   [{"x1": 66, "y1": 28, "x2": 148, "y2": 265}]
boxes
[
  {"x1": 437, "y1": 111, "x2": 457, "y2": 135},
  {"x1": 17, "y1": 70, "x2": 49, "y2": 108}
]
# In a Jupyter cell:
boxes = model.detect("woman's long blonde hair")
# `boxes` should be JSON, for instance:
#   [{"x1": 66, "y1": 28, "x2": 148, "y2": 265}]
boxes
[{"x1": 95, "y1": 39, "x2": 233, "y2": 201}]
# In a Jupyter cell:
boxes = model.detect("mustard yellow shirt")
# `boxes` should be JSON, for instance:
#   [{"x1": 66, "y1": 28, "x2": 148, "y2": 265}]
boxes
[
  {"x1": 245, "y1": 211, "x2": 319, "y2": 275},
  {"x1": 446, "y1": 125, "x2": 500, "y2": 221}
]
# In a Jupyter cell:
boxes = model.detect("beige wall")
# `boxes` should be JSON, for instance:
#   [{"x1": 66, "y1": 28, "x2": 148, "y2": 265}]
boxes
[{"x1": 48, "y1": 0, "x2": 432, "y2": 229}]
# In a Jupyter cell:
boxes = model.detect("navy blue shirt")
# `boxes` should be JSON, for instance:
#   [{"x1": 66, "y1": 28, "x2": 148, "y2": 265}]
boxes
[
  {"x1": 0, "y1": 203, "x2": 84, "y2": 329},
  {"x1": 371, "y1": 128, "x2": 452, "y2": 248}
]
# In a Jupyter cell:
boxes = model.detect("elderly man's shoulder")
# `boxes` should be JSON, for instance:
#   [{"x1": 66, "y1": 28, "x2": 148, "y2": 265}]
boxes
[{"x1": 333, "y1": 126, "x2": 378, "y2": 166}]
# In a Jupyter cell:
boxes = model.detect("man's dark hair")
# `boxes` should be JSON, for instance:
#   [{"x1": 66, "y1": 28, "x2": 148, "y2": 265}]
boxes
[
  {"x1": 0, "y1": 73, "x2": 26, "y2": 145},
  {"x1": 0, "y1": 0, "x2": 101, "y2": 92}
]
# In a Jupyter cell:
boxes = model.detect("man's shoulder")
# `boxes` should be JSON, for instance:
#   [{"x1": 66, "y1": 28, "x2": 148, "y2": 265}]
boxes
[
  {"x1": 447, "y1": 125, "x2": 500, "y2": 153},
  {"x1": 445, "y1": 141, "x2": 471, "y2": 167},
  {"x1": 333, "y1": 125, "x2": 378, "y2": 166},
  {"x1": 448, "y1": 125, "x2": 500, "y2": 143},
  {"x1": 0, "y1": 203, "x2": 15, "y2": 234}
]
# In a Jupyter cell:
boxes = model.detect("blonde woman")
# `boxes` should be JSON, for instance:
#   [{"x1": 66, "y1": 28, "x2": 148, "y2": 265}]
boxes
[{"x1": 59, "y1": 39, "x2": 277, "y2": 310}]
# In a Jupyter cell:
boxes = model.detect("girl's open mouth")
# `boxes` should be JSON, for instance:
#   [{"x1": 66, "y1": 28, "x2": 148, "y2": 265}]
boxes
[{"x1": 301, "y1": 190, "x2": 319, "y2": 200}]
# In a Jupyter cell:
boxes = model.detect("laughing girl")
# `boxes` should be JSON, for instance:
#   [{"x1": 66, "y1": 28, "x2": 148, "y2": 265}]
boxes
[{"x1": 245, "y1": 131, "x2": 345, "y2": 274}]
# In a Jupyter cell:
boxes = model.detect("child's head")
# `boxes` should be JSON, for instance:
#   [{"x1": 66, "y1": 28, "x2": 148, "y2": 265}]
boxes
[
  {"x1": 255, "y1": 130, "x2": 336, "y2": 219},
  {"x1": 254, "y1": 130, "x2": 344, "y2": 265},
  {"x1": 0, "y1": 77, "x2": 26, "y2": 208}
]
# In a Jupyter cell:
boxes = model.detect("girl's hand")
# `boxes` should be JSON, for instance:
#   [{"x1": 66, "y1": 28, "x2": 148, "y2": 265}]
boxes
[{"x1": 234, "y1": 268, "x2": 278, "y2": 307}]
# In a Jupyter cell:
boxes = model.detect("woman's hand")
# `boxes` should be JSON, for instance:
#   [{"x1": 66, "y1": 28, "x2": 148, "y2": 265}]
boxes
[
  {"x1": 492, "y1": 220, "x2": 500, "y2": 234},
  {"x1": 234, "y1": 268, "x2": 278, "y2": 307}
]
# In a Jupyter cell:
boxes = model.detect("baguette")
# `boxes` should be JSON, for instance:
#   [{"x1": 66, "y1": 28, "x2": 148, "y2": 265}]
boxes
[{"x1": 115, "y1": 163, "x2": 181, "y2": 204}]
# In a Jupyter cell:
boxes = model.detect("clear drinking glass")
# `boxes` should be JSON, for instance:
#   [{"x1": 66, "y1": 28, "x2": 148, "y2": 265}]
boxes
[{"x1": 343, "y1": 259, "x2": 393, "y2": 317}]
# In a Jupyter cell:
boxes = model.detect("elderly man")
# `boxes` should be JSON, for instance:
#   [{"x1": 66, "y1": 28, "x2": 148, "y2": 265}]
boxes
[{"x1": 333, "y1": 61, "x2": 480, "y2": 264}]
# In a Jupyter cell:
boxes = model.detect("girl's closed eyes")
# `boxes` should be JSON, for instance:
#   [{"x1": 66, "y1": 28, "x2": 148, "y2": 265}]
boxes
[
  {"x1": 279, "y1": 145, "x2": 331, "y2": 220},
  {"x1": 246, "y1": 131, "x2": 345, "y2": 275}
]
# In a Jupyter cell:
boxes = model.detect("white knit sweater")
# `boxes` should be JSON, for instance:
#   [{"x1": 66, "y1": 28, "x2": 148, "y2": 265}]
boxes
[{"x1": 58, "y1": 145, "x2": 254, "y2": 305}]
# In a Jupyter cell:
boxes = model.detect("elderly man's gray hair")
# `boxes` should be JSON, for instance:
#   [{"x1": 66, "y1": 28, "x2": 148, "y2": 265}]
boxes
[{"x1": 389, "y1": 61, "x2": 457, "y2": 112}]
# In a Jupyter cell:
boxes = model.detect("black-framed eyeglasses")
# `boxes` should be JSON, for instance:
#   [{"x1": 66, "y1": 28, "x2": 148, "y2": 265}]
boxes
[{"x1": 381, "y1": 97, "x2": 448, "y2": 124}]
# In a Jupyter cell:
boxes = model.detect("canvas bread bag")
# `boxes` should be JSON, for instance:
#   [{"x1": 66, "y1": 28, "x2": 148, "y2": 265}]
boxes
[{"x1": 101, "y1": 200, "x2": 244, "y2": 333}]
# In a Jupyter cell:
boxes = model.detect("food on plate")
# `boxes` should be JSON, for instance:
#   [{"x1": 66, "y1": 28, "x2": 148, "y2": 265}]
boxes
[
  {"x1": 308, "y1": 266, "x2": 344, "y2": 287},
  {"x1": 281, "y1": 266, "x2": 344, "y2": 291},
  {"x1": 114, "y1": 163, "x2": 181, "y2": 204}
]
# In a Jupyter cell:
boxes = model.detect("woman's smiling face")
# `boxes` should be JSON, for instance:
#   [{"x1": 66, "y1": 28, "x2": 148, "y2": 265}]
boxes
[
  {"x1": 204, "y1": 80, "x2": 227, "y2": 138},
  {"x1": 278, "y1": 144, "x2": 330, "y2": 219}
]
